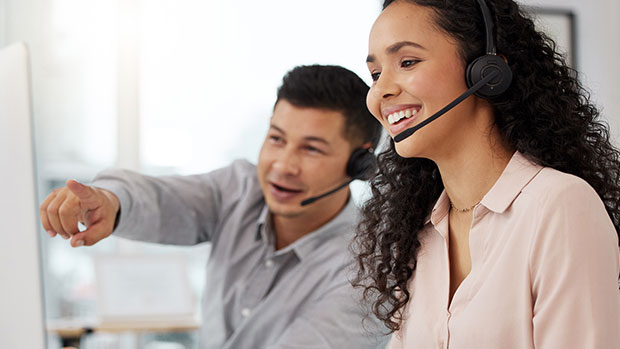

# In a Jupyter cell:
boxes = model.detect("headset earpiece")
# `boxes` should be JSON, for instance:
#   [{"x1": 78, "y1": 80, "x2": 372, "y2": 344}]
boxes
[
  {"x1": 466, "y1": 0, "x2": 513, "y2": 99},
  {"x1": 346, "y1": 148, "x2": 377, "y2": 180},
  {"x1": 465, "y1": 54, "x2": 512, "y2": 99},
  {"x1": 393, "y1": 0, "x2": 514, "y2": 143}
]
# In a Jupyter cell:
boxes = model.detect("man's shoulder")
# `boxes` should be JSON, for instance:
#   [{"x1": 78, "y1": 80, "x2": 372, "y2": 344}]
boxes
[
  {"x1": 221, "y1": 158, "x2": 257, "y2": 177},
  {"x1": 199, "y1": 159, "x2": 264, "y2": 219},
  {"x1": 229, "y1": 158, "x2": 257, "y2": 170},
  {"x1": 211, "y1": 159, "x2": 259, "y2": 189}
]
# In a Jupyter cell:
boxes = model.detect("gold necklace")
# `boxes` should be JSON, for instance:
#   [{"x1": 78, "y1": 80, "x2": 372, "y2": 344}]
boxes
[{"x1": 449, "y1": 200, "x2": 480, "y2": 213}]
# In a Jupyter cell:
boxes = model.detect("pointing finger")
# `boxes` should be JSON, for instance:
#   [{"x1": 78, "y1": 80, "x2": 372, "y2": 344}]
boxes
[{"x1": 66, "y1": 179, "x2": 101, "y2": 211}]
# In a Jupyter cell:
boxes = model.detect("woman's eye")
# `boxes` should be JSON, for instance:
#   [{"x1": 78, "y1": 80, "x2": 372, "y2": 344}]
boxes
[
  {"x1": 370, "y1": 72, "x2": 381, "y2": 81},
  {"x1": 401, "y1": 59, "x2": 419, "y2": 68}
]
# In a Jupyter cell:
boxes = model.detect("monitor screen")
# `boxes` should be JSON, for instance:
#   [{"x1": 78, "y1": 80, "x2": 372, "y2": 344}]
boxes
[{"x1": 0, "y1": 42, "x2": 46, "y2": 348}]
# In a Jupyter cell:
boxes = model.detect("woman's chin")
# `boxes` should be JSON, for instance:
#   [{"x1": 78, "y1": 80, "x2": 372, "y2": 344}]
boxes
[{"x1": 394, "y1": 140, "x2": 420, "y2": 158}]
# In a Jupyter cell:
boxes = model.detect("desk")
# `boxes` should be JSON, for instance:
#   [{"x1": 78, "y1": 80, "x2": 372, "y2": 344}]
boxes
[{"x1": 47, "y1": 316, "x2": 200, "y2": 348}]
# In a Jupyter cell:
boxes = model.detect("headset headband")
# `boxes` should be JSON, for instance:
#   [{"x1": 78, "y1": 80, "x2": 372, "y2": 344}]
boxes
[{"x1": 476, "y1": 0, "x2": 496, "y2": 55}]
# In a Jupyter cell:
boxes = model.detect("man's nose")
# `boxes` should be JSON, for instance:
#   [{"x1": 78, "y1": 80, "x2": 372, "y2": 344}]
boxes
[{"x1": 272, "y1": 148, "x2": 301, "y2": 176}]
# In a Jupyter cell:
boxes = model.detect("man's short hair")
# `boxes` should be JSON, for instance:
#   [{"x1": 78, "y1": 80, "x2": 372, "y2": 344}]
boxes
[{"x1": 275, "y1": 65, "x2": 382, "y2": 149}]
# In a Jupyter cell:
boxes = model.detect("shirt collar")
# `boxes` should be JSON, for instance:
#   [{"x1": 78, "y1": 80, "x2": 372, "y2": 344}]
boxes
[
  {"x1": 480, "y1": 151, "x2": 543, "y2": 213},
  {"x1": 428, "y1": 151, "x2": 543, "y2": 224},
  {"x1": 256, "y1": 197, "x2": 358, "y2": 260},
  {"x1": 256, "y1": 205, "x2": 272, "y2": 245},
  {"x1": 429, "y1": 191, "x2": 450, "y2": 226}
]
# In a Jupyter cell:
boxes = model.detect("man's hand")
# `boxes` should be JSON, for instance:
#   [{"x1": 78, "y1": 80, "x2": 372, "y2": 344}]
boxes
[{"x1": 39, "y1": 180, "x2": 120, "y2": 247}]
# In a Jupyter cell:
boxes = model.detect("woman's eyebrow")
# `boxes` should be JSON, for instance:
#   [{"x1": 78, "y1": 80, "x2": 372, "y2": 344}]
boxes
[{"x1": 367, "y1": 40, "x2": 427, "y2": 63}]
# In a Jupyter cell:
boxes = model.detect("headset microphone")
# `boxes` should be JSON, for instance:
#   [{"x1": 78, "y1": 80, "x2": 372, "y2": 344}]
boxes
[
  {"x1": 394, "y1": 0, "x2": 512, "y2": 143},
  {"x1": 300, "y1": 148, "x2": 376, "y2": 206},
  {"x1": 300, "y1": 180, "x2": 353, "y2": 206},
  {"x1": 393, "y1": 70, "x2": 499, "y2": 143}
]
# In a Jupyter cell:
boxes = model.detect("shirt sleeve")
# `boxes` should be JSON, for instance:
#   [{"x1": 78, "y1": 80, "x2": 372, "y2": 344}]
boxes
[
  {"x1": 267, "y1": 283, "x2": 390, "y2": 349},
  {"x1": 529, "y1": 176, "x2": 620, "y2": 348},
  {"x1": 91, "y1": 159, "x2": 257, "y2": 246}
]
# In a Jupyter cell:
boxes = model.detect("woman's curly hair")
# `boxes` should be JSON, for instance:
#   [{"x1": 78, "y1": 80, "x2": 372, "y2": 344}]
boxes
[{"x1": 353, "y1": 0, "x2": 620, "y2": 333}]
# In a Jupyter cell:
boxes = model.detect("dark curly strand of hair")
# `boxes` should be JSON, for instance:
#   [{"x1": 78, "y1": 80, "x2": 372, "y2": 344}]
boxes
[{"x1": 353, "y1": 0, "x2": 620, "y2": 332}]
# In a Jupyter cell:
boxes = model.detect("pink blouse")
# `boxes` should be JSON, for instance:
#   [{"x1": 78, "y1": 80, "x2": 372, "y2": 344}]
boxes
[{"x1": 388, "y1": 151, "x2": 620, "y2": 348}]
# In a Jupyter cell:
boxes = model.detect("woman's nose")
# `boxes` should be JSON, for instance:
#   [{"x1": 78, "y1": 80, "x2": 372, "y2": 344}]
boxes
[{"x1": 374, "y1": 70, "x2": 399, "y2": 100}]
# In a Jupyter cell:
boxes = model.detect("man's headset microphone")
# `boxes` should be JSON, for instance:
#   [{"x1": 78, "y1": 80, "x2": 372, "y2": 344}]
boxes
[
  {"x1": 301, "y1": 0, "x2": 511, "y2": 207},
  {"x1": 300, "y1": 147, "x2": 378, "y2": 206}
]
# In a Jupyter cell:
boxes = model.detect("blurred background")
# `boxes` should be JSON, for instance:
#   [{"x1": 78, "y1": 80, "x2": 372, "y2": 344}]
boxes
[{"x1": 0, "y1": 0, "x2": 618, "y2": 348}]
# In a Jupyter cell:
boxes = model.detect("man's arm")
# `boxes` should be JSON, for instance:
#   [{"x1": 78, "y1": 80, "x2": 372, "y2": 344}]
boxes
[
  {"x1": 40, "y1": 159, "x2": 257, "y2": 247},
  {"x1": 90, "y1": 168, "x2": 224, "y2": 245}
]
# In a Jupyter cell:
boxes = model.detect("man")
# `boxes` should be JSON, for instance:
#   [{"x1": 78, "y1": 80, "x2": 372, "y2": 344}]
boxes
[{"x1": 40, "y1": 65, "x2": 385, "y2": 348}]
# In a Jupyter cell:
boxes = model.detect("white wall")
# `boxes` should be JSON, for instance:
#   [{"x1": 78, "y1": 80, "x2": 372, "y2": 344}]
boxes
[
  {"x1": 520, "y1": 0, "x2": 620, "y2": 143},
  {"x1": 0, "y1": 1, "x2": 5, "y2": 46},
  {"x1": 3, "y1": 0, "x2": 618, "y2": 150}
]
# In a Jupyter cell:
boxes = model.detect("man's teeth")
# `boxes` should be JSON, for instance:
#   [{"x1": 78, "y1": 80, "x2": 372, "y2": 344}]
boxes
[{"x1": 387, "y1": 109, "x2": 417, "y2": 125}]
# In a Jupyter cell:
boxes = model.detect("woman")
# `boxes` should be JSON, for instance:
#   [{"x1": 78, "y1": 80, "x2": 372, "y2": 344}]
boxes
[{"x1": 354, "y1": 0, "x2": 620, "y2": 347}]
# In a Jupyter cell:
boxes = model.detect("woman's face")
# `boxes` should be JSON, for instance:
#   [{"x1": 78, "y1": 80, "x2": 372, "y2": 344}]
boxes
[{"x1": 366, "y1": 1, "x2": 479, "y2": 159}]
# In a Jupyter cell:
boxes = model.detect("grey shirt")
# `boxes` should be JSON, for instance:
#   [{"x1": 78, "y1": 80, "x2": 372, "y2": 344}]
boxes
[{"x1": 92, "y1": 159, "x2": 386, "y2": 348}]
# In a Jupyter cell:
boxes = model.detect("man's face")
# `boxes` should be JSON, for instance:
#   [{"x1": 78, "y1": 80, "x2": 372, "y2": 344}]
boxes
[{"x1": 257, "y1": 100, "x2": 354, "y2": 218}]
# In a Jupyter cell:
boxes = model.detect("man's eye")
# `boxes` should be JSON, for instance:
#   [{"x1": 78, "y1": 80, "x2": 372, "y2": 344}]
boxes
[
  {"x1": 305, "y1": 146, "x2": 323, "y2": 154},
  {"x1": 269, "y1": 135, "x2": 283, "y2": 143}
]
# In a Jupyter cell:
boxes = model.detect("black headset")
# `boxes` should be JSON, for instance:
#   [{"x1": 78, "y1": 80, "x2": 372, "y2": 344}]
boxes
[
  {"x1": 300, "y1": 145, "x2": 377, "y2": 206},
  {"x1": 346, "y1": 147, "x2": 377, "y2": 181},
  {"x1": 466, "y1": 0, "x2": 512, "y2": 98},
  {"x1": 306, "y1": 1, "x2": 506, "y2": 204},
  {"x1": 393, "y1": 0, "x2": 513, "y2": 142},
  {"x1": 349, "y1": 0, "x2": 508, "y2": 177}
]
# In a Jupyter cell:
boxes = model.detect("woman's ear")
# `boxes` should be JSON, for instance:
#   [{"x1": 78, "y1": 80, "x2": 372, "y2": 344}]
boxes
[{"x1": 361, "y1": 141, "x2": 374, "y2": 152}]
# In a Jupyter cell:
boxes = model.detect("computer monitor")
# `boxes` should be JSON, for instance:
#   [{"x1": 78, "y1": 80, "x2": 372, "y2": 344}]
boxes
[{"x1": 0, "y1": 42, "x2": 47, "y2": 348}]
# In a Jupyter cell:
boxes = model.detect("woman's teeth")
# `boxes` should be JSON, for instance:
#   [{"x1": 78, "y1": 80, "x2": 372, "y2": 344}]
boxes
[{"x1": 387, "y1": 108, "x2": 417, "y2": 125}]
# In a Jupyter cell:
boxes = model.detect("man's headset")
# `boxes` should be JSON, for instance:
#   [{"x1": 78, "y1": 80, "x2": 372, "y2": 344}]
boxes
[
  {"x1": 300, "y1": 147, "x2": 377, "y2": 206},
  {"x1": 393, "y1": 0, "x2": 513, "y2": 143}
]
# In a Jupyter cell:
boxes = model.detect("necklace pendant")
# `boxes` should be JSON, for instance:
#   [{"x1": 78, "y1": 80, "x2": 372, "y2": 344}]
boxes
[{"x1": 449, "y1": 200, "x2": 479, "y2": 213}]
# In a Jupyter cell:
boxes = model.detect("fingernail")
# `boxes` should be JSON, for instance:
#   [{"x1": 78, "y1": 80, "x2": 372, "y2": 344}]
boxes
[
  {"x1": 75, "y1": 240, "x2": 84, "y2": 247},
  {"x1": 47, "y1": 230, "x2": 56, "y2": 237},
  {"x1": 61, "y1": 234, "x2": 70, "y2": 240}
]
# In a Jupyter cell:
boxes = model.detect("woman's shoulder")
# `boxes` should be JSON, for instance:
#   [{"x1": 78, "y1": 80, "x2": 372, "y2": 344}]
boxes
[
  {"x1": 521, "y1": 166, "x2": 600, "y2": 205},
  {"x1": 519, "y1": 165, "x2": 615, "y2": 244}
]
